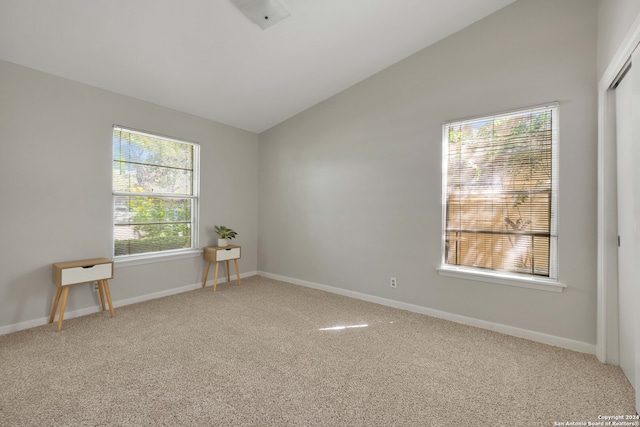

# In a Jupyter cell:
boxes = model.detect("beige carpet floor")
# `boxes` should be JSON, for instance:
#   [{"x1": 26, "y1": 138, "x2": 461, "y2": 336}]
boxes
[{"x1": 0, "y1": 275, "x2": 636, "y2": 426}]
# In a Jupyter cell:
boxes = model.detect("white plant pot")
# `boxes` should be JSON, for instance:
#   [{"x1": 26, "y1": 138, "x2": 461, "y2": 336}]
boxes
[{"x1": 218, "y1": 238, "x2": 229, "y2": 247}]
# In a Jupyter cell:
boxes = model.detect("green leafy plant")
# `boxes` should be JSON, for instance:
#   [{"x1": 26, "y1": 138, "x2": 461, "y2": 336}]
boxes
[{"x1": 214, "y1": 225, "x2": 238, "y2": 240}]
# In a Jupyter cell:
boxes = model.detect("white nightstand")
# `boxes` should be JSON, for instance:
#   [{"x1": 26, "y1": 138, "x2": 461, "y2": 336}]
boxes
[
  {"x1": 50, "y1": 258, "x2": 114, "y2": 331},
  {"x1": 202, "y1": 245, "x2": 241, "y2": 292}
]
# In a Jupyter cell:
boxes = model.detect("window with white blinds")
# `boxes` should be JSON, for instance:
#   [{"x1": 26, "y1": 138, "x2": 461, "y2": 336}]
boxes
[
  {"x1": 442, "y1": 104, "x2": 558, "y2": 280},
  {"x1": 112, "y1": 126, "x2": 199, "y2": 259}
]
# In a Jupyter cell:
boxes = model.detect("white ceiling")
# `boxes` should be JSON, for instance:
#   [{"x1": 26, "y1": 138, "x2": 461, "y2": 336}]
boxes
[{"x1": 0, "y1": 0, "x2": 516, "y2": 133}]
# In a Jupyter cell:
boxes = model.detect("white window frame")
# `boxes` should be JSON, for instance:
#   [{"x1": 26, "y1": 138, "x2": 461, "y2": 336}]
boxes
[
  {"x1": 438, "y1": 103, "x2": 565, "y2": 293},
  {"x1": 112, "y1": 126, "x2": 200, "y2": 266}
]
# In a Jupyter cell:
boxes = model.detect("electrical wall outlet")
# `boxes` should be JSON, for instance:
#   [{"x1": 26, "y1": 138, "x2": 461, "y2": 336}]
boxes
[
  {"x1": 390, "y1": 277, "x2": 397, "y2": 288},
  {"x1": 92, "y1": 282, "x2": 99, "y2": 292}
]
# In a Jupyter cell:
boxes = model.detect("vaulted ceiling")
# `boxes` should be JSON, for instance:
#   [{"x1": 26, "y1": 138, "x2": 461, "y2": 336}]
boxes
[{"x1": 0, "y1": 0, "x2": 516, "y2": 133}]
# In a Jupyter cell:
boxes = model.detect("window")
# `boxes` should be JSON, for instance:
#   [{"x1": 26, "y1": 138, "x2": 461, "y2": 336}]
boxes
[
  {"x1": 441, "y1": 104, "x2": 558, "y2": 284},
  {"x1": 112, "y1": 126, "x2": 199, "y2": 260}
]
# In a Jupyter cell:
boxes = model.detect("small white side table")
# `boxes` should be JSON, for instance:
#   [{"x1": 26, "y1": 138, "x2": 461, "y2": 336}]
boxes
[
  {"x1": 50, "y1": 258, "x2": 114, "y2": 331},
  {"x1": 202, "y1": 245, "x2": 241, "y2": 292}
]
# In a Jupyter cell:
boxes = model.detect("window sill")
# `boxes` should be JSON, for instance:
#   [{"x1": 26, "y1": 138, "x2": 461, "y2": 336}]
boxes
[
  {"x1": 437, "y1": 265, "x2": 566, "y2": 293},
  {"x1": 114, "y1": 249, "x2": 202, "y2": 268}
]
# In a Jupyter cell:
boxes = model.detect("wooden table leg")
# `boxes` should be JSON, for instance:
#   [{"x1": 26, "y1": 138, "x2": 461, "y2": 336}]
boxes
[
  {"x1": 103, "y1": 280, "x2": 114, "y2": 317},
  {"x1": 213, "y1": 262, "x2": 219, "y2": 292},
  {"x1": 97, "y1": 280, "x2": 106, "y2": 311},
  {"x1": 234, "y1": 259, "x2": 241, "y2": 286},
  {"x1": 202, "y1": 261, "x2": 211, "y2": 288},
  {"x1": 57, "y1": 286, "x2": 70, "y2": 332},
  {"x1": 49, "y1": 287, "x2": 62, "y2": 324},
  {"x1": 226, "y1": 260, "x2": 231, "y2": 283}
]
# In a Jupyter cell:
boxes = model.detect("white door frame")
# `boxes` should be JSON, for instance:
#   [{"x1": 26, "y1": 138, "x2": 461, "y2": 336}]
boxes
[{"x1": 597, "y1": 14, "x2": 640, "y2": 363}]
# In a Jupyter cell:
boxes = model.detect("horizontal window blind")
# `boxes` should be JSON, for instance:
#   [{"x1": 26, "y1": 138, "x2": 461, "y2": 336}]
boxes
[
  {"x1": 113, "y1": 126, "x2": 199, "y2": 258},
  {"x1": 443, "y1": 104, "x2": 558, "y2": 278}
]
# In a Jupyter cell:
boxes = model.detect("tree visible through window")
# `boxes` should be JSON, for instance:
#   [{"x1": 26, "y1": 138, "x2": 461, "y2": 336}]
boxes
[
  {"x1": 113, "y1": 126, "x2": 199, "y2": 258},
  {"x1": 442, "y1": 104, "x2": 558, "y2": 279}
]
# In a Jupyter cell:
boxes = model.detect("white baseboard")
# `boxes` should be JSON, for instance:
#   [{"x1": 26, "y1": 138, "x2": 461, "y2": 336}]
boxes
[
  {"x1": 0, "y1": 271, "x2": 258, "y2": 336},
  {"x1": 2, "y1": 270, "x2": 594, "y2": 356},
  {"x1": 257, "y1": 271, "x2": 596, "y2": 355}
]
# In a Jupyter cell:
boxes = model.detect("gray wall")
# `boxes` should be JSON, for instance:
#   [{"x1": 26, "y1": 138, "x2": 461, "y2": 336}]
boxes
[
  {"x1": 259, "y1": 0, "x2": 598, "y2": 345},
  {"x1": 1, "y1": 0, "x2": 604, "y2": 347},
  {"x1": 598, "y1": 0, "x2": 640, "y2": 80},
  {"x1": 0, "y1": 60, "x2": 259, "y2": 329}
]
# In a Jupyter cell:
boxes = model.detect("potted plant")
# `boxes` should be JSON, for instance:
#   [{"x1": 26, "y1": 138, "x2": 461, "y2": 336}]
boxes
[{"x1": 214, "y1": 225, "x2": 237, "y2": 247}]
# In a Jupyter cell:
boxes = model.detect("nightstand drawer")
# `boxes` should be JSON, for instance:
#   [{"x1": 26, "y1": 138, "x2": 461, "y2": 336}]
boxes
[
  {"x1": 61, "y1": 263, "x2": 112, "y2": 285},
  {"x1": 55, "y1": 261, "x2": 113, "y2": 286},
  {"x1": 216, "y1": 247, "x2": 241, "y2": 261},
  {"x1": 204, "y1": 246, "x2": 241, "y2": 262}
]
